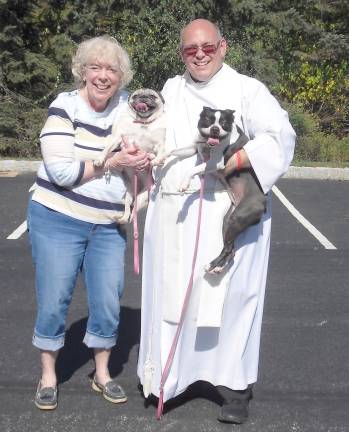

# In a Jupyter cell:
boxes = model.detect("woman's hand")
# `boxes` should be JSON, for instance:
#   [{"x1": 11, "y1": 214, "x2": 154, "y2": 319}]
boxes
[
  {"x1": 107, "y1": 135, "x2": 151, "y2": 171},
  {"x1": 81, "y1": 136, "x2": 151, "y2": 184}
]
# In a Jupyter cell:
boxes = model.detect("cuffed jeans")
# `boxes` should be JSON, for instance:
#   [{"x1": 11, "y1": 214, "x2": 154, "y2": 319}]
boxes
[{"x1": 28, "y1": 199, "x2": 126, "y2": 351}]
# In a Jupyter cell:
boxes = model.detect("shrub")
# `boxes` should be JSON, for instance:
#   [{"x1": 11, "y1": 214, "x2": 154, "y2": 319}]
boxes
[
  {"x1": 0, "y1": 95, "x2": 45, "y2": 158},
  {"x1": 285, "y1": 101, "x2": 349, "y2": 165}
]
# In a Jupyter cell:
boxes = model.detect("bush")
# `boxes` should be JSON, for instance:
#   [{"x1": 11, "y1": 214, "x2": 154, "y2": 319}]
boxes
[
  {"x1": 285, "y1": 101, "x2": 349, "y2": 165},
  {"x1": 0, "y1": 1, "x2": 347, "y2": 165},
  {"x1": 0, "y1": 95, "x2": 46, "y2": 158},
  {"x1": 318, "y1": 134, "x2": 349, "y2": 164}
]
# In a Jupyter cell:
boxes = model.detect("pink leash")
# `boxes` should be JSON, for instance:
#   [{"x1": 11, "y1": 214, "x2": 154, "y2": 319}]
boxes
[
  {"x1": 133, "y1": 173, "x2": 140, "y2": 274},
  {"x1": 156, "y1": 172, "x2": 206, "y2": 419},
  {"x1": 133, "y1": 166, "x2": 153, "y2": 275}
]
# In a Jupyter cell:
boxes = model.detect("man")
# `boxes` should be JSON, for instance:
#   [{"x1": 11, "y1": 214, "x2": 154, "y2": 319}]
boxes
[{"x1": 137, "y1": 19, "x2": 296, "y2": 424}]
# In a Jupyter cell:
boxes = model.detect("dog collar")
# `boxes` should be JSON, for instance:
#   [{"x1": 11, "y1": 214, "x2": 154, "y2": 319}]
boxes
[{"x1": 133, "y1": 119, "x2": 156, "y2": 125}]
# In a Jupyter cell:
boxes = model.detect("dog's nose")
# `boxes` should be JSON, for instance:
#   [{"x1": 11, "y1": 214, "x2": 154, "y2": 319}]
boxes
[{"x1": 210, "y1": 126, "x2": 220, "y2": 137}]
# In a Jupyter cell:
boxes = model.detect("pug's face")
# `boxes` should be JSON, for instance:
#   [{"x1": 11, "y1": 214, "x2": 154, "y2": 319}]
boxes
[{"x1": 129, "y1": 88, "x2": 164, "y2": 119}]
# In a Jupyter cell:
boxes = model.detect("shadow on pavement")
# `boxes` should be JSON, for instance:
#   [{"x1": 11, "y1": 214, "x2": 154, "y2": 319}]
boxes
[
  {"x1": 55, "y1": 306, "x2": 141, "y2": 384},
  {"x1": 139, "y1": 380, "x2": 223, "y2": 416}
]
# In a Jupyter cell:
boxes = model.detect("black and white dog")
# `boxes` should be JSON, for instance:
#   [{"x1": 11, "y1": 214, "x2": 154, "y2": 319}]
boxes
[{"x1": 166, "y1": 106, "x2": 267, "y2": 273}]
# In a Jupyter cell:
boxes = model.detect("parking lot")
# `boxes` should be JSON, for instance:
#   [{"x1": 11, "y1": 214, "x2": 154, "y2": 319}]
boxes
[{"x1": 0, "y1": 172, "x2": 348, "y2": 432}]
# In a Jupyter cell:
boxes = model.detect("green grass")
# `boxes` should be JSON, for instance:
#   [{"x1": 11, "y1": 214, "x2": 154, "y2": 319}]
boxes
[
  {"x1": 292, "y1": 159, "x2": 349, "y2": 168},
  {"x1": 1, "y1": 157, "x2": 348, "y2": 169}
]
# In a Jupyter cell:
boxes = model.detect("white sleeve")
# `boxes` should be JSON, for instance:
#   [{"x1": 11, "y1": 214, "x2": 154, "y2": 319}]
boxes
[
  {"x1": 242, "y1": 79, "x2": 296, "y2": 193},
  {"x1": 39, "y1": 97, "x2": 84, "y2": 187},
  {"x1": 161, "y1": 76, "x2": 181, "y2": 105}
]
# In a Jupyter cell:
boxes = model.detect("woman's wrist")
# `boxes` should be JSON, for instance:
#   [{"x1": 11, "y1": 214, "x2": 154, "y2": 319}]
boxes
[
  {"x1": 83, "y1": 155, "x2": 123, "y2": 184},
  {"x1": 106, "y1": 154, "x2": 123, "y2": 172},
  {"x1": 94, "y1": 163, "x2": 104, "y2": 176}
]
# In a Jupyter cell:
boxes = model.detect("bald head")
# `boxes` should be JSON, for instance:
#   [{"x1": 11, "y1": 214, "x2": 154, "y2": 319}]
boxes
[
  {"x1": 180, "y1": 19, "x2": 222, "y2": 47},
  {"x1": 179, "y1": 19, "x2": 227, "y2": 82}
]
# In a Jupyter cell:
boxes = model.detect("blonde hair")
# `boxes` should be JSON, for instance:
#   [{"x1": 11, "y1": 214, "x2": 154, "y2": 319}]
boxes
[{"x1": 72, "y1": 35, "x2": 133, "y2": 88}]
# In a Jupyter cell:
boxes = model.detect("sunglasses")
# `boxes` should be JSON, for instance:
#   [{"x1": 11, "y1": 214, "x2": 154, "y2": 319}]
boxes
[{"x1": 181, "y1": 40, "x2": 222, "y2": 57}]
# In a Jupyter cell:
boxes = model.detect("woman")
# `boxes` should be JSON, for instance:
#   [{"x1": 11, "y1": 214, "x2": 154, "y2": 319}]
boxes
[{"x1": 28, "y1": 36, "x2": 149, "y2": 410}]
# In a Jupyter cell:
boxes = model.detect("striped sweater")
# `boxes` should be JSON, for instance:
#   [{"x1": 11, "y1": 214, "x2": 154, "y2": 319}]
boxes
[{"x1": 31, "y1": 89, "x2": 130, "y2": 224}]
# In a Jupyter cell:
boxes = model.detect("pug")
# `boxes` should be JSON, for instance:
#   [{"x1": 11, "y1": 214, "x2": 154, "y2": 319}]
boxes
[
  {"x1": 94, "y1": 88, "x2": 166, "y2": 167},
  {"x1": 95, "y1": 88, "x2": 166, "y2": 222}
]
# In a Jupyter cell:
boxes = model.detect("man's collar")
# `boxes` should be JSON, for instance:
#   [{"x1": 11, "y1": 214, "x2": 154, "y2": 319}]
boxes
[{"x1": 188, "y1": 65, "x2": 224, "y2": 84}]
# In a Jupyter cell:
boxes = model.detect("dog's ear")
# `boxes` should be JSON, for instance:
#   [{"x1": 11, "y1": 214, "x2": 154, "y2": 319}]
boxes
[
  {"x1": 225, "y1": 109, "x2": 235, "y2": 115},
  {"x1": 201, "y1": 106, "x2": 215, "y2": 117},
  {"x1": 128, "y1": 89, "x2": 140, "y2": 103},
  {"x1": 224, "y1": 109, "x2": 236, "y2": 123}
]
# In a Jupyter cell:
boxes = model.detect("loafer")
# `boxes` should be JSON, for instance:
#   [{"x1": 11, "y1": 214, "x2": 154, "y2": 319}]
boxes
[
  {"x1": 92, "y1": 376, "x2": 127, "y2": 404},
  {"x1": 35, "y1": 381, "x2": 58, "y2": 410},
  {"x1": 217, "y1": 399, "x2": 249, "y2": 424}
]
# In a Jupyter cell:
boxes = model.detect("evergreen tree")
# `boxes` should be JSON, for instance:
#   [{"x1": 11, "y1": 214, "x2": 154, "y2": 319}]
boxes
[{"x1": 0, "y1": 0, "x2": 347, "y2": 161}]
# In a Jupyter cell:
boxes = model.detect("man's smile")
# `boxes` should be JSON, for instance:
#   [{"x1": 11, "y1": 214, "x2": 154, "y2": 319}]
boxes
[{"x1": 194, "y1": 61, "x2": 210, "y2": 66}]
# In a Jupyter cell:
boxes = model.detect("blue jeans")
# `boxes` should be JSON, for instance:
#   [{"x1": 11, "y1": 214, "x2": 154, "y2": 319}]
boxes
[{"x1": 27, "y1": 199, "x2": 126, "y2": 351}]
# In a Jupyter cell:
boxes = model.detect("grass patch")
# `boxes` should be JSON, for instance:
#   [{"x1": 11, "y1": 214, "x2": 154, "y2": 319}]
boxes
[{"x1": 292, "y1": 160, "x2": 349, "y2": 168}]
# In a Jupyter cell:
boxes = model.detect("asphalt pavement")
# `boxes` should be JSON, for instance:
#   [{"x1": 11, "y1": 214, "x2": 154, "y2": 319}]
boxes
[{"x1": 0, "y1": 171, "x2": 348, "y2": 432}]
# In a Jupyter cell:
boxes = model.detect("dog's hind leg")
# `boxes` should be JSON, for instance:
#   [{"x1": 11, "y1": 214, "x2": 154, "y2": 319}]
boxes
[{"x1": 206, "y1": 197, "x2": 266, "y2": 274}]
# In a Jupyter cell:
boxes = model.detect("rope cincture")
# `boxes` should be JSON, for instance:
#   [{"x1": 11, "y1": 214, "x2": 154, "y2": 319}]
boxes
[{"x1": 156, "y1": 168, "x2": 207, "y2": 419}]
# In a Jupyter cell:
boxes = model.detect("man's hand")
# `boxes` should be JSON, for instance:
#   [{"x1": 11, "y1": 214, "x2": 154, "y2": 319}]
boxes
[{"x1": 223, "y1": 148, "x2": 250, "y2": 176}]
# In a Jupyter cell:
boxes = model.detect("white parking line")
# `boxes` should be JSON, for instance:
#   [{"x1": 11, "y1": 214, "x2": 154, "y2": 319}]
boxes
[
  {"x1": 6, "y1": 220, "x2": 27, "y2": 240},
  {"x1": 6, "y1": 187, "x2": 338, "y2": 250},
  {"x1": 272, "y1": 185, "x2": 337, "y2": 250}
]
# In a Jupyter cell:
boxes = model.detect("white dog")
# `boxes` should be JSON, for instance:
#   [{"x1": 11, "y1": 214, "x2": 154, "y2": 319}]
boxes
[
  {"x1": 95, "y1": 88, "x2": 167, "y2": 221},
  {"x1": 95, "y1": 88, "x2": 167, "y2": 167}
]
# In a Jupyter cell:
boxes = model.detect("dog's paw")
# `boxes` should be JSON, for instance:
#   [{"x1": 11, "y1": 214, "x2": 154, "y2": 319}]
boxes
[
  {"x1": 151, "y1": 157, "x2": 165, "y2": 166},
  {"x1": 205, "y1": 250, "x2": 235, "y2": 274},
  {"x1": 93, "y1": 158, "x2": 104, "y2": 167},
  {"x1": 205, "y1": 264, "x2": 224, "y2": 274},
  {"x1": 178, "y1": 180, "x2": 190, "y2": 192}
]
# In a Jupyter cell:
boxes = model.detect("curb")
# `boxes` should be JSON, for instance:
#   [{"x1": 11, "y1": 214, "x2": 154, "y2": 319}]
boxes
[
  {"x1": 0, "y1": 160, "x2": 41, "y2": 173},
  {"x1": 0, "y1": 160, "x2": 348, "y2": 181},
  {"x1": 283, "y1": 166, "x2": 349, "y2": 181}
]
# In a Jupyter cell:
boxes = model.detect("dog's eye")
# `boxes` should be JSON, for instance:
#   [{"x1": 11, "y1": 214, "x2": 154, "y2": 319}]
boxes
[
  {"x1": 219, "y1": 119, "x2": 233, "y2": 130},
  {"x1": 149, "y1": 95, "x2": 157, "y2": 100}
]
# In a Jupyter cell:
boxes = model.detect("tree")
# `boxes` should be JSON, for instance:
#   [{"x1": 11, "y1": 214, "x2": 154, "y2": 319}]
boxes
[{"x1": 0, "y1": 0, "x2": 348, "y2": 159}]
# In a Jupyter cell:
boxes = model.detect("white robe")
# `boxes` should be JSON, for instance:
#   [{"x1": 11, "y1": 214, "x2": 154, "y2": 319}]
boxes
[{"x1": 137, "y1": 64, "x2": 296, "y2": 402}]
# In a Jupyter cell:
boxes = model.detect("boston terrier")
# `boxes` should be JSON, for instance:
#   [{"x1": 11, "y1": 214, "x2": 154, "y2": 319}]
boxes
[{"x1": 165, "y1": 106, "x2": 267, "y2": 273}]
